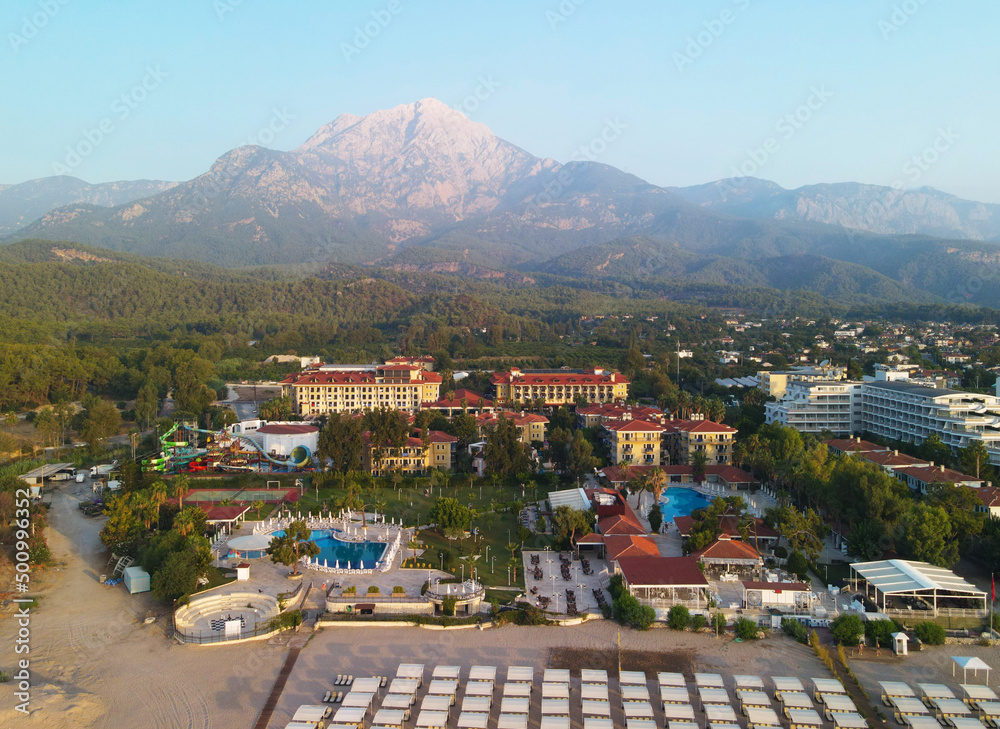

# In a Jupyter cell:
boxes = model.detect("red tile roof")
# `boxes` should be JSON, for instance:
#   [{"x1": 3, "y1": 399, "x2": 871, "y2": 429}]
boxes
[
  {"x1": 893, "y1": 465, "x2": 983, "y2": 485},
  {"x1": 694, "y1": 538, "x2": 762, "y2": 562},
  {"x1": 823, "y1": 438, "x2": 887, "y2": 454},
  {"x1": 599, "y1": 514, "x2": 646, "y2": 536},
  {"x1": 598, "y1": 465, "x2": 756, "y2": 486},
  {"x1": 489, "y1": 368, "x2": 627, "y2": 385},
  {"x1": 976, "y1": 487, "x2": 1000, "y2": 508},
  {"x1": 662, "y1": 418, "x2": 736, "y2": 434},
  {"x1": 281, "y1": 366, "x2": 442, "y2": 386},
  {"x1": 201, "y1": 505, "x2": 250, "y2": 522},
  {"x1": 605, "y1": 419, "x2": 666, "y2": 433},
  {"x1": 617, "y1": 556, "x2": 708, "y2": 587},
  {"x1": 860, "y1": 451, "x2": 930, "y2": 469},
  {"x1": 603, "y1": 535, "x2": 661, "y2": 562},
  {"x1": 424, "y1": 389, "x2": 493, "y2": 409},
  {"x1": 427, "y1": 431, "x2": 458, "y2": 444}
]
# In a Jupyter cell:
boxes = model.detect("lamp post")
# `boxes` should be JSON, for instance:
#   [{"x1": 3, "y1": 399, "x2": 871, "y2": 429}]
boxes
[{"x1": 439, "y1": 552, "x2": 443, "y2": 571}]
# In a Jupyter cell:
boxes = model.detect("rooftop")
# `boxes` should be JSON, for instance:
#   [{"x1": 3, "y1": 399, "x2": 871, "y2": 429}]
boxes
[{"x1": 617, "y1": 556, "x2": 707, "y2": 587}]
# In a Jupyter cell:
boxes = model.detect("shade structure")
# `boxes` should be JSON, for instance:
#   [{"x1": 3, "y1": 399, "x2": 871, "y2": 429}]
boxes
[
  {"x1": 879, "y1": 681, "x2": 916, "y2": 703},
  {"x1": 890, "y1": 698, "x2": 930, "y2": 719},
  {"x1": 918, "y1": 683, "x2": 955, "y2": 702},
  {"x1": 351, "y1": 677, "x2": 381, "y2": 694},
  {"x1": 622, "y1": 701, "x2": 654, "y2": 720},
  {"x1": 699, "y1": 687, "x2": 730, "y2": 707},
  {"x1": 507, "y1": 666, "x2": 533, "y2": 683},
  {"x1": 420, "y1": 695, "x2": 452, "y2": 713},
  {"x1": 469, "y1": 666, "x2": 497, "y2": 682},
  {"x1": 962, "y1": 685, "x2": 1000, "y2": 704},
  {"x1": 542, "y1": 682, "x2": 569, "y2": 700},
  {"x1": 397, "y1": 664, "x2": 425, "y2": 683},
  {"x1": 773, "y1": 677, "x2": 806, "y2": 696},
  {"x1": 661, "y1": 687, "x2": 691, "y2": 705},
  {"x1": 812, "y1": 678, "x2": 847, "y2": 700},
  {"x1": 706, "y1": 704, "x2": 739, "y2": 724},
  {"x1": 734, "y1": 675, "x2": 766, "y2": 689},
  {"x1": 498, "y1": 714, "x2": 528, "y2": 729},
  {"x1": 462, "y1": 696, "x2": 492, "y2": 713},
  {"x1": 540, "y1": 698, "x2": 570, "y2": 716},
  {"x1": 292, "y1": 705, "x2": 331, "y2": 722},
  {"x1": 372, "y1": 709, "x2": 407, "y2": 728},
  {"x1": 659, "y1": 672, "x2": 687, "y2": 688},
  {"x1": 663, "y1": 704, "x2": 697, "y2": 721},
  {"x1": 500, "y1": 696, "x2": 529, "y2": 715},
  {"x1": 626, "y1": 720, "x2": 657, "y2": 729},
  {"x1": 667, "y1": 722, "x2": 699, "y2": 729},
  {"x1": 456, "y1": 712, "x2": 489, "y2": 729},
  {"x1": 287, "y1": 723, "x2": 323, "y2": 729},
  {"x1": 788, "y1": 709, "x2": 824, "y2": 729},
  {"x1": 582, "y1": 669, "x2": 609, "y2": 685},
  {"x1": 620, "y1": 670, "x2": 648, "y2": 686},
  {"x1": 584, "y1": 719, "x2": 614, "y2": 729},
  {"x1": 341, "y1": 692, "x2": 375, "y2": 710},
  {"x1": 540, "y1": 717, "x2": 571, "y2": 729},
  {"x1": 903, "y1": 717, "x2": 946, "y2": 729},
  {"x1": 465, "y1": 682, "x2": 494, "y2": 698},
  {"x1": 415, "y1": 709, "x2": 450, "y2": 729},
  {"x1": 227, "y1": 533, "x2": 274, "y2": 552},
  {"x1": 696, "y1": 673, "x2": 725, "y2": 688},
  {"x1": 851, "y1": 559, "x2": 987, "y2": 614},
  {"x1": 433, "y1": 665, "x2": 461, "y2": 680},
  {"x1": 949, "y1": 719, "x2": 988, "y2": 729},
  {"x1": 427, "y1": 679, "x2": 459, "y2": 698},
  {"x1": 780, "y1": 693, "x2": 815, "y2": 713},
  {"x1": 822, "y1": 695, "x2": 859, "y2": 717},
  {"x1": 544, "y1": 668, "x2": 571, "y2": 684},
  {"x1": 582, "y1": 684, "x2": 610, "y2": 702},
  {"x1": 738, "y1": 689, "x2": 772, "y2": 710},
  {"x1": 581, "y1": 699, "x2": 611, "y2": 717},
  {"x1": 381, "y1": 694, "x2": 414, "y2": 710},
  {"x1": 978, "y1": 702, "x2": 1000, "y2": 723},
  {"x1": 830, "y1": 713, "x2": 869, "y2": 729},
  {"x1": 332, "y1": 706, "x2": 367, "y2": 725},
  {"x1": 388, "y1": 678, "x2": 419, "y2": 696},
  {"x1": 746, "y1": 706, "x2": 782, "y2": 728},
  {"x1": 931, "y1": 698, "x2": 973, "y2": 718},
  {"x1": 621, "y1": 684, "x2": 650, "y2": 703},
  {"x1": 954, "y1": 656, "x2": 992, "y2": 683},
  {"x1": 503, "y1": 683, "x2": 531, "y2": 698}
]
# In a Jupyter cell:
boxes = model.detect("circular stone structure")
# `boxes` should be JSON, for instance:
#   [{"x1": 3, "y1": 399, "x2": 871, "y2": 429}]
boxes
[{"x1": 173, "y1": 591, "x2": 280, "y2": 643}]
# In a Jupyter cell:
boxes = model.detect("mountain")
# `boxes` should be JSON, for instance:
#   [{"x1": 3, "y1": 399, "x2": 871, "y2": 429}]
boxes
[
  {"x1": 0, "y1": 176, "x2": 177, "y2": 236},
  {"x1": 8, "y1": 99, "x2": 1000, "y2": 308},
  {"x1": 670, "y1": 179, "x2": 1000, "y2": 241}
]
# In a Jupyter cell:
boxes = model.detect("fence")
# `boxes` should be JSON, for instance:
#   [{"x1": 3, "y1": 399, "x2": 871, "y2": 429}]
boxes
[{"x1": 172, "y1": 619, "x2": 283, "y2": 645}]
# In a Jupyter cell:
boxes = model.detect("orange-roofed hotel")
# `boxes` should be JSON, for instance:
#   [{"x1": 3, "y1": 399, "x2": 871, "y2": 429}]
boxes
[
  {"x1": 281, "y1": 363, "x2": 443, "y2": 417},
  {"x1": 490, "y1": 367, "x2": 629, "y2": 406}
]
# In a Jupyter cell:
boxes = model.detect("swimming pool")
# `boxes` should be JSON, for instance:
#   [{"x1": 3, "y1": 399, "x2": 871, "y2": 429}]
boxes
[
  {"x1": 270, "y1": 529, "x2": 387, "y2": 568},
  {"x1": 659, "y1": 486, "x2": 713, "y2": 523}
]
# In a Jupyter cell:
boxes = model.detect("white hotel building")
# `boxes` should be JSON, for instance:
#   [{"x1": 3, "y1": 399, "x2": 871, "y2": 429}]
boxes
[
  {"x1": 767, "y1": 369, "x2": 1000, "y2": 464},
  {"x1": 764, "y1": 381, "x2": 864, "y2": 435}
]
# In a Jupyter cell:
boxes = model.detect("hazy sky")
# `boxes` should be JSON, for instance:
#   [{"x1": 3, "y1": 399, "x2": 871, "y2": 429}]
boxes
[{"x1": 4, "y1": 0, "x2": 999, "y2": 202}]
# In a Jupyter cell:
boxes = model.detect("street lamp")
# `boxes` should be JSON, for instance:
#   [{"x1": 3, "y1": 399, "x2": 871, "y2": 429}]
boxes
[{"x1": 439, "y1": 552, "x2": 444, "y2": 571}]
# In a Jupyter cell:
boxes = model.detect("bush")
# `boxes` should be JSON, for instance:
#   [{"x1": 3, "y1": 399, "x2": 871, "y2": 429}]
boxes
[
  {"x1": 442, "y1": 595, "x2": 457, "y2": 617},
  {"x1": 782, "y1": 618, "x2": 809, "y2": 644},
  {"x1": 608, "y1": 574, "x2": 625, "y2": 600},
  {"x1": 914, "y1": 622, "x2": 946, "y2": 646},
  {"x1": 786, "y1": 550, "x2": 809, "y2": 578},
  {"x1": 667, "y1": 605, "x2": 691, "y2": 630},
  {"x1": 342, "y1": 585, "x2": 356, "y2": 595},
  {"x1": 734, "y1": 617, "x2": 759, "y2": 640},
  {"x1": 614, "y1": 592, "x2": 656, "y2": 631},
  {"x1": 691, "y1": 614, "x2": 708, "y2": 632},
  {"x1": 392, "y1": 585, "x2": 405, "y2": 594},
  {"x1": 710, "y1": 612, "x2": 727, "y2": 634},
  {"x1": 773, "y1": 545, "x2": 788, "y2": 559},
  {"x1": 865, "y1": 618, "x2": 897, "y2": 648},
  {"x1": 367, "y1": 585, "x2": 380, "y2": 594},
  {"x1": 830, "y1": 613, "x2": 865, "y2": 645}
]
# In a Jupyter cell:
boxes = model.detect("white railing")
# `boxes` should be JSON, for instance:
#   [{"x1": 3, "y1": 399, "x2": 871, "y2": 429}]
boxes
[{"x1": 299, "y1": 530, "x2": 403, "y2": 575}]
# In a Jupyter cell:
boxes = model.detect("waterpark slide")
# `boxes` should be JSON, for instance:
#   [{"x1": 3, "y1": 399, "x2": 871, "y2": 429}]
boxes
[{"x1": 228, "y1": 434, "x2": 312, "y2": 469}]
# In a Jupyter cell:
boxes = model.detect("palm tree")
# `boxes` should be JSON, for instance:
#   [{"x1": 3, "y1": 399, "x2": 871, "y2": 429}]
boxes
[
  {"x1": 5, "y1": 411, "x2": 16, "y2": 439},
  {"x1": 251, "y1": 499, "x2": 264, "y2": 519},
  {"x1": 645, "y1": 468, "x2": 667, "y2": 504},
  {"x1": 130, "y1": 492, "x2": 157, "y2": 531},
  {"x1": 265, "y1": 519, "x2": 320, "y2": 576},
  {"x1": 692, "y1": 450, "x2": 709, "y2": 484},
  {"x1": 171, "y1": 474, "x2": 191, "y2": 510},
  {"x1": 148, "y1": 480, "x2": 169, "y2": 530},
  {"x1": 173, "y1": 507, "x2": 200, "y2": 537}
]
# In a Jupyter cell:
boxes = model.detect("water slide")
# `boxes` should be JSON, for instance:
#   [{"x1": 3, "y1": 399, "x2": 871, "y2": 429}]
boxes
[{"x1": 228, "y1": 434, "x2": 312, "y2": 470}]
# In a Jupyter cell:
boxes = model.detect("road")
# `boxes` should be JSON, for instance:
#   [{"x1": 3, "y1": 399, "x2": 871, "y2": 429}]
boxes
[{"x1": 230, "y1": 400, "x2": 259, "y2": 420}]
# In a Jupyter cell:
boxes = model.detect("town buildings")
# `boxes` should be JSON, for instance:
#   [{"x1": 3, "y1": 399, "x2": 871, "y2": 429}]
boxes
[
  {"x1": 490, "y1": 367, "x2": 629, "y2": 406},
  {"x1": 764, "y1": 381, "x2": 864, "y2": 435},
  {"x1": 280, "y1": 363, "x2": 443, "y2": 417}
]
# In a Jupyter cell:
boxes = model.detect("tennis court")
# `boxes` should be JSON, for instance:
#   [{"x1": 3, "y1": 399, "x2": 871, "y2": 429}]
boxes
[{"x1": 182, "y1": 487, "x2": 299, "y2": 504}]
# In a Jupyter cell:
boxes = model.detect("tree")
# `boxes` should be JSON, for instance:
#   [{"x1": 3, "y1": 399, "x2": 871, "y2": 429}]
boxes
[
  {"x1": 151, "y1": 551, "x2": 199, "y2": 602},
  {"x1": 691, "y1": 449, "x2": 708, "y2": 484},
  {"x1": 80, "y1": 397, "x2": 122, "y2": 455},
  {"x1": 613, "y1": 591, "x2": 656, "y2": 630},
  {"x1": 172, "y1": 506, "x2": 205, "y2": 538},
  {"x1": 363, "y1": 407, "x2": 410, "y2": 453},
  {"x1": 483, "y1": 416, "x2": 531, "y2": 478},
  {"x1": 865, "y1": 619, "x2": 897, "y2": 648},
  {"x1": 266, "y1": 519, "x2": 320, "y2": 576},
  {"x1": 900, "y1": 503, "x2": 958, "y2": 568},
  {"x1": 551, "y1": 505, "x2": 593, "y2": 547},
  {"x1": 925, "y1": 483, "x2": 985, "y2": 550},
  {"x1": 647, "y1": 503, "x2": 663, "y2": 534},
  {"x1": 786, "y1": 550, "x2": 809, "y2": 578},
  {"x1": 430, "y1": 497, "x2": 473, "y2": 534},
  {"x1": 960, "y1": 440, "x2": 992, "y2": 480},
  {"x1": 135, "y1": 381, "x2": 159, "y2": 430},
  {"x1": 667, "y1": 605, "x2": 690, "y2": 630},
  {"x1": 4, "y1": 411, "x2": 15, "y2": 439},
  {"x1": 258, "y1": 395, "x2": 293, "y2": 421},
  {"x1": 170, "y1": 474, "x2": 191, "y2": 510},
  {"x1": 99, "y1": 494, "x2": 142, "y2": 554},
  {"x1": 566, "y1": 430, "x2": 598, "y2": 481},
  {"x1": 733, "y1": 617, "x2": 759, "y2": 640},
  {"x1": 830, "y1": 613, "x2": 865, "y2": 645},
  {"x1": 317, "y1": 413, "x2": 364, "y2": 473}
]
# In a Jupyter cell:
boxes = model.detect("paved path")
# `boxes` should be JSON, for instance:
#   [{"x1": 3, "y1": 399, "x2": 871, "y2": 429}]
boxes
[{"x1": 252, "y1": 642, "x2": 306, "y2": 729}]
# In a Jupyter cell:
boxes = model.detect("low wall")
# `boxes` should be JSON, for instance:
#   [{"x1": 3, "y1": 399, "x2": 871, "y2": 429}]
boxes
[{"x1": 325, "y1": 598, "x2": 433, "y2": 615}]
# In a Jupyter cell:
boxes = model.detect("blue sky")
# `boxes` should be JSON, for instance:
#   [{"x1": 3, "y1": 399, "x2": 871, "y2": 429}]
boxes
[{"x1": 3, "y1": 0, "x2": 999, "y2": 202}]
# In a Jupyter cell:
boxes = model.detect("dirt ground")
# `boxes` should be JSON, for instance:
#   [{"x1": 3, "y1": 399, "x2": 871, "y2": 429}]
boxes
[{"x1": 0, "y1": 482, "x2": 286, "y2": 728}]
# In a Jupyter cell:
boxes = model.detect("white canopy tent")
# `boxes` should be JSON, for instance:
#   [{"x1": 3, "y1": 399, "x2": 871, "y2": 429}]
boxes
[
  {"x1": 953, "y1": 656, "x2": 992, "y2": 684},
  {"x1": 850, "y1": 559, "x2": 987, "y2": 615}
]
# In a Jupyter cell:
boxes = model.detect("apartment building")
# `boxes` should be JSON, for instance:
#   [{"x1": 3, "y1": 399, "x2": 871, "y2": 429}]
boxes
[
  {"x1": 663, "y1": 419, "x2": 736, "y2": 466},
  {"x1": 757, "y1": 364, "x2": 846, "y2": 399},
  {"x1": 490, "y1": 367, "x2": 629, "y2": 406},
  {"x1": 476, "y1": 411, "x2": 549, "y2": 445},
  {"x1": 280, "y1": 363, "x2": 443, "y2": 417},
  {"x1": 862, "y1": 373, "x2": 1000, "y2": 457},
  {"x1": 764, "y1": 381, "x2": 864, "y2": 436},
  {"x1": 362, "y1": 430, "x2": 457, "y2": 477},
  {"x1": 605, "y1": 419, "x2": 666, "y2": 466}
]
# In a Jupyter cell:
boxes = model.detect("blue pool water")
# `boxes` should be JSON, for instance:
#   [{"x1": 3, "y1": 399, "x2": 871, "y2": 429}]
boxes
[
  {"x1": 659, "y1": 486, "x2": 713, "y2": 523},
  {"x1": 270, "y1": 529, "x2": 387, "y2": 568}
]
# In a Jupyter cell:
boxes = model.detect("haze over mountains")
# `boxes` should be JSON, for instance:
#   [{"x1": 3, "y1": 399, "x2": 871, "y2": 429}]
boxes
[{"x1": 6, "y1": 98, "x2": 1000, "y2": 308}]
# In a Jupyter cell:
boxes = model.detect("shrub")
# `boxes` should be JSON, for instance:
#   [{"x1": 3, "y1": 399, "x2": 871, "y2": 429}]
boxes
[
  {"x1": 786, "y1": 550, "x2": 809, "y2": 578},
  {"x1": 773, "y1": 545, "x2": 788, "y2": 559},
  {"x1": 710, "y1": 612, "x2": 727, "y2": 634},
  {"x1": 914, "y1": 622, "x2": 946, "y2": 646},
  {"x1": 734, "y1": 617, "x2": 759, "y2": 640},
  {"x1": 608, "y1": 574, "x2": 625, "y2": 600},
  {"x1": 830, "y1": 613, "x2": 865, "y2": 645},
  {"x1": 691, "y1": 614, "x2": 708, "y2": 632},
  {"x1": 442, "y1": 595, "x2": 457, "y2": 617},
  {"x1": 392, "y1": 585, "x2": 405, "y2": 594},
  {"x1": 667, "y1": 605, "x2": 691, "y2": 630},
  {"x1": 367, "y1": 585, "x2": 380, "y2": 594},
  {"x1": 342, "y1": 585, "x2": 356, "y2": 595},
  {"x1": 614, "y1": 592, "x2": 656, "y2": 631},
  {"x1": 865, "y1": 619, "x2": 897, "y2": 648},
  {"x1": 782, "y1": 618, "x2": 808, "y2": 644}
]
